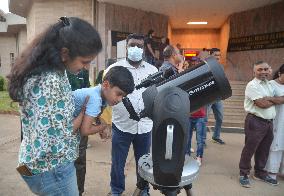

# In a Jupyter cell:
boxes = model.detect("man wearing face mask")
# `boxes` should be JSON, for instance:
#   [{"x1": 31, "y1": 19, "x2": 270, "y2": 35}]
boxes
[
  {"x1": 159, "y1": 45, "x2": 183, "y2": 73},
  {"x1": 105, "y1": 34, "x2": 158, "y2": 196}
]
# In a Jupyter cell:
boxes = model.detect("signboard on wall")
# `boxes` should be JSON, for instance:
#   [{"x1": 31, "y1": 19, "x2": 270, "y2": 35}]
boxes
[{"x1": 227, "y1": 31, "x2": 284, "y2": 52}]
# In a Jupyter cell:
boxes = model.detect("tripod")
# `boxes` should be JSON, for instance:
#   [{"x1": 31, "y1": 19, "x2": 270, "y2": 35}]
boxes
[
  {"x1": 135, "y1": 153, "x2": 199, "y2": 196},
  {"x1": 152, "y1": 184, "x2": 192, "y2": 196}
]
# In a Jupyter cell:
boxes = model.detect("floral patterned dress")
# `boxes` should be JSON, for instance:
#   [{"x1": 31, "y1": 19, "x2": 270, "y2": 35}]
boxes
[{"x1": 18, "y1": 71, "x2": 80, "y2": 174}]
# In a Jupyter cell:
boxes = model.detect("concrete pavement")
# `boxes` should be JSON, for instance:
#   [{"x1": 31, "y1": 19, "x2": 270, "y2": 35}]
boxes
[{"x1": 0, "y1": 114, "x2": 283, "y2": 196}]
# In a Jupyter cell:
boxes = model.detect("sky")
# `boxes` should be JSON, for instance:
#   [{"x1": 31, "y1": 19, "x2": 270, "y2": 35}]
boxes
[{"x1": 0, "y1": 0, "x2": 9, "y2": 13}]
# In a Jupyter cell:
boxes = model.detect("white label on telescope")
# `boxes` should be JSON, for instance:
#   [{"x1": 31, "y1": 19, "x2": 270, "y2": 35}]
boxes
[
  {"x1": 165, "y1": 125, "x2": 174, "y2": 160},
  {"x1": 188, "y1": 80, "x2": 215, "y2": 96}
]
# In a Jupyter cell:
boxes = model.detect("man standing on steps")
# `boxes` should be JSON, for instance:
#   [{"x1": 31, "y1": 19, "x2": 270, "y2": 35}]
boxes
[{"x1": 207, "y1": 48, "x2": 225, "y2": 145}]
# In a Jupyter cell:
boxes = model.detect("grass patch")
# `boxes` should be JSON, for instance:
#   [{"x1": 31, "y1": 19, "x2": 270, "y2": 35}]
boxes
[{"x1": 0, "y1": 91, "x2": 19, "y2": 113}]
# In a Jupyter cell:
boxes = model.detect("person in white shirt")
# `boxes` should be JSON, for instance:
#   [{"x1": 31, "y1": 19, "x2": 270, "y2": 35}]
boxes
[
  {"x1": 265, "y1": 64, "x2": 284, "y2": 184},
  {"x1": 239, "y1": 61, "x2": 284, "y2": 188},
  {"x1": 105, "y1": 33, "x2": 158, "y2": 196}
]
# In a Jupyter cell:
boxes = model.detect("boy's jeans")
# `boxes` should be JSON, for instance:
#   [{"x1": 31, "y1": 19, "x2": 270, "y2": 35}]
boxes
[
  {"x1": 21, "y1": 161, "x2": 78, "y2": 196},
  {"x1": 186, "y1": 117, "x2": 206, "y2": 158}
]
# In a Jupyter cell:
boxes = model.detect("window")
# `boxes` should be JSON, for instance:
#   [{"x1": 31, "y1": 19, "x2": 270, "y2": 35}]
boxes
[{"x1": 10, "y1": 53, "x2": 15, "y2": 66}]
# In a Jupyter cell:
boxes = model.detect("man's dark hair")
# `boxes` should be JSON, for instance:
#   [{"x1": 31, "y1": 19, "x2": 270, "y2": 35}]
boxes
[
  {"x1": 147, "y1": 29, "x2": 154, "y2": 36},
  {"x1": 209, "y1": 48, "x2": 220, "y2": 55},
  {"x1": 103, "y1": 66, "x2": 134, "y2": 94},
  {"x1": 126, "y1": 33, "x2": 144, "y2": 44},
  {"x1": 163, "y1": 45, "x2": 177, "y2": 59}
]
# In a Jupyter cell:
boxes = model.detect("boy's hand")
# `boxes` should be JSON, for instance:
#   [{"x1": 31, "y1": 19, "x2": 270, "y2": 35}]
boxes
[{"x1": 99, "y1": 125, "x2": 112, "y2": 141}]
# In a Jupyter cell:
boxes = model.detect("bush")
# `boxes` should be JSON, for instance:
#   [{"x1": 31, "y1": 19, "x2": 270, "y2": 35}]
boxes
[{"x1": 0, "y1": 76, "x2": 5, "y2": 91}]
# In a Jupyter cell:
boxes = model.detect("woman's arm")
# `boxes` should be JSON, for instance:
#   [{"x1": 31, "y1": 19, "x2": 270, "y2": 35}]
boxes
[{"x1": 73, "y1": 96, "x2": 89, "y2": 132}]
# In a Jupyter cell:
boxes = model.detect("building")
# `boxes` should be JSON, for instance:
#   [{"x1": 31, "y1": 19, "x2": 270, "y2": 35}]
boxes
[
  {"x1": 5, "y1": 0, "x2": 284, "y2": 82},
  {"x1": 0, "y1": 9, "x2": 26, "y2": 77}
]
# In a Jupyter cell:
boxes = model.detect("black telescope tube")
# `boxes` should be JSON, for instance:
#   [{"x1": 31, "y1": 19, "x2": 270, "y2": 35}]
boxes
[{"x1": 155, "y1": 57, "x2": 232, "y2": 112}]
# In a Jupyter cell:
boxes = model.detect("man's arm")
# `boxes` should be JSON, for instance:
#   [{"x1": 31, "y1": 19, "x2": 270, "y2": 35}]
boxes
[
  {"x1": 246, "y1": 83, "x2": 276, "y2": 109},
  {"x1": 253, "y1": 98, "x2": 274, "y2": 109},
  {"x1": 80, "y1": 115, "x2": 107, "y2": 136},
  {"x1": 265, "y1": 96, "x2": 284, "y2": 105}
]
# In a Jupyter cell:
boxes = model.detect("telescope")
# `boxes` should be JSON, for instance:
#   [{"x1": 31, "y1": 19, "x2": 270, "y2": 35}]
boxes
[{"x1": 123, "y1": 57, "x2": 232, "y2": 196}]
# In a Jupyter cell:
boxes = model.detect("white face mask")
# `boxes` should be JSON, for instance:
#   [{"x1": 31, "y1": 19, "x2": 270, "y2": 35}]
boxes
[{"x1": 127, "y1": 46, "x2": 143, "y2": 62}]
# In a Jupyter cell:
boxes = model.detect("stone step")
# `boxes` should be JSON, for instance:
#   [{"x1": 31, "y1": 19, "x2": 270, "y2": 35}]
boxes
[
  {"x1": 225, "y1": 96, "x2": 245, "y2": 101},
  {"x1": 208, "y1": 118, "x2": 245, "y2": 128},
  {"x1": 208, "y1": 80, "x2": 247, "y2": 128},
  {"x1": 231, "y1": 89, "x2": 245, "y2": 94},
  {"x1": 231, "y1": 87, "x2": 246, "y2": 91},
  {"x1": 209, "y1": 115, "x2": 245, "y2": 121},
  {"x1": 229, "y1": 80, "x2": 247, "y2": 85},
  {"x1": 209, "y1": 108, "x2": 246, "y2": 115},
  {"x1": 223, "y1": 108, "x2": 246, "y2": 114},
  {"x1": 207, "y1": 126, "x2": 244, "y2": 133},
  {"x1": 223, "y1": 103, "x2": 244, "y2": 109},
  {"x1": 224, "y1": 98, "x2": 243, "y2": 103},
  {"x1": 223, "y1": 102, "x2": 244, "y2": 107}
]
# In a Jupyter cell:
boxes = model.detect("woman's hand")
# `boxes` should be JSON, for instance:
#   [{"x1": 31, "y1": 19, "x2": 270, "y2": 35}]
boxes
[
  {"x1": 73, "y1": 96, "x2": 90, "y2": 133},
  {"x1": 81, "y1": 96, "x2": 90, "y2": 113}
]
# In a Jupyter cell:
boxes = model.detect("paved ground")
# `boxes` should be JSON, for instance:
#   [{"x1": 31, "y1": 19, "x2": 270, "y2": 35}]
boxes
[{"x1": 0, "y1": 114, "x2": 283, "y2": 196}]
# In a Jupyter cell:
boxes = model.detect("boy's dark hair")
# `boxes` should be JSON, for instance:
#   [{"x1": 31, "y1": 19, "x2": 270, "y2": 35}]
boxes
[
  {"x1": 209, "y1": 48, "x2": 220, "y2": 55},
  {"x1": 103, "y1": 66, "x2": 134, "y2": 94},
  {"x1": 8, "y1": 17, "x2": 102, "y2": 102},
  {"x1": 126, "y1": 33, "x2": 144, "y2": 44}
]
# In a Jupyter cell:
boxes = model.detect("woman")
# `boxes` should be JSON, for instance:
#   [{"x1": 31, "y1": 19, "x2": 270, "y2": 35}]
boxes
[
  {"x1": 7, "y1": 17, "x2": 102, "y2": 195},
  {"x1": 266, "y1": 64, "x2": 284, "y2": 184}
]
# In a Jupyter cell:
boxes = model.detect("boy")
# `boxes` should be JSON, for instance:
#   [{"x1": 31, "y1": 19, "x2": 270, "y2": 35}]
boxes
[
  {"x1": 186, "y1": 107, "x2": 207, "y2": 166},
  {"x1": 73, "y1": 66, "x2": 134, "y2": 136}
]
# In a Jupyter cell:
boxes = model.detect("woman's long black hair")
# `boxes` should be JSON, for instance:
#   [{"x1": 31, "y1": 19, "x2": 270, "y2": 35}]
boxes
[{"x1": 8, "y1": 17, "x2": 102, "y2": 102}]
